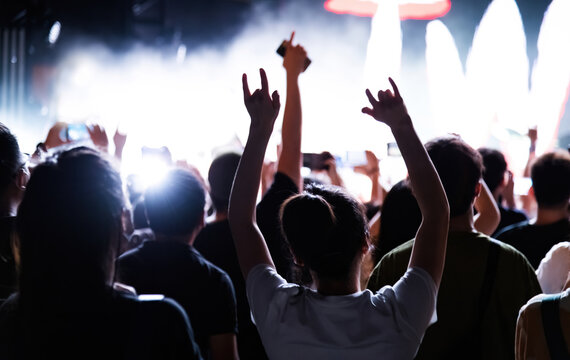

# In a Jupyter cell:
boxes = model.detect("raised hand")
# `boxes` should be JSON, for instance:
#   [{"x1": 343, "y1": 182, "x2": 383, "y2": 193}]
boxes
[
  {"x1": 113, "y1": 129, "x2": 127, "y2": 152},
  {"x1": 88, "y1": 124, "x2": 109, "y2": 151},
  {"x1": 283, "y1": 32, "x2": 308, "y2": 77},
  {"x1": 242, "y1": 68, "x2": 280, "y2": 136},
  {"x1": 362, "y1": 78, "x2": 410, "y2": 130}
]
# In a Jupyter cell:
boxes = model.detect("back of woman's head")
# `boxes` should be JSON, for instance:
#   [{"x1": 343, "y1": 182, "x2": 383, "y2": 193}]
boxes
[
  {"x1": 280, "y1": 184, "x2": 369, "y2": 280},
  {"x1": 375, "y1": 180, "x2": 421, "y2": 264},
  {"x1": 17, "y1": 147, "x2": 124, "y2": 303}
]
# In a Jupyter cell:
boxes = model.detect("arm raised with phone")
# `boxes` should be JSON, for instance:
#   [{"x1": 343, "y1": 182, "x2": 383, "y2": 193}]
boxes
[{"x1": 362, "y1": 79, "x2": 449, "y2": 287}]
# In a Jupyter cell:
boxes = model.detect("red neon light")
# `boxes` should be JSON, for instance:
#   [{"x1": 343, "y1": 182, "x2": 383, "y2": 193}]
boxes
[{"x1": 324, "y1": 0, "x2": 451, "y2": 20}]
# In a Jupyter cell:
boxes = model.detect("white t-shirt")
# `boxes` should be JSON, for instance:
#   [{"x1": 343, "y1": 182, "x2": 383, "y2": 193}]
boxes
[{"x1": 246, "y1": 265, "x2": 437, "y2": 360}]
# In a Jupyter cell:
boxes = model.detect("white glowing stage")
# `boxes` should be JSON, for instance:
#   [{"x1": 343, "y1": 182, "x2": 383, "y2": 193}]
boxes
[{"x1": 3, "y1": 0, "x2": 570, "y2": 197}]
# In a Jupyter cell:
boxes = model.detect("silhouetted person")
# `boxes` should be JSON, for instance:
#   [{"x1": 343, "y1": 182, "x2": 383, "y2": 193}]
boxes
[
  {"x1": 0, "y1": 147, "x2": 201, "y2": 359},
  {"x1": 0, "y1": 124, "x2": 29, "y2": 300},
  {"x1": 118, "y1": 168, "x2": 238, "y2": 360},
  {"x1": 368, "y1": 136, "x2": 541, "y2": 360},
  {"x1": 478, "y1": 147, "x2": 527, "y2": 235},
  {"x1": 496, "y1": 151, "x2": 570, "y2": 268},
  {"x1": 195, "y1": 152, "x2": 267, "y2": 359}
]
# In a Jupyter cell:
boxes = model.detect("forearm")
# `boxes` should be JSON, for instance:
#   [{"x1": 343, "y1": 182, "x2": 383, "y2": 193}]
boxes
[
  {"x1": 228, "y1": 127, "x2": 275, "y2": 277},
  {"x1": 230, "y1": 130, "x2": 269, "y2": 225},
  {"x1": 391, "y1": 119, "x2": 449, "y2": 285},
  {"x1": 277, "y1": 74, "x2": 303, "y2": 190}
]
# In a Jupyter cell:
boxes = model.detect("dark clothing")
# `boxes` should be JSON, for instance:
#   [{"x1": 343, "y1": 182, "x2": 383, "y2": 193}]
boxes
[
  {"x1": 368, "y1": 231, "x2": 542, "y2": 360},
  {"x1": 256, "y1": 172, "x2": 298, "y2": 282},
  {"x1": 0, "y1": 289, "x2": 202, "y2": 360},
  {"x1": 0, "y1": 217, "x2": 17, "y2": 300},
  {"x1": 194, "y1": 220, "x2": 267, "y2": 359},
  {"x1": 493, "y1": 206, "x2": 528, "y2": 237},
  {"x1": 117, "y1": 240, "x2": 237, "y2": 359},
  {"x1": 496, "y1": 218, "x2": 570, "y2": 269}
]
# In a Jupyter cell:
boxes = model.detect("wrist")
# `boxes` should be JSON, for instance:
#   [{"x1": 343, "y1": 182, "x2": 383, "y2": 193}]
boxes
[{"x1": 390, "y1": 115, "x2": 414, "y2": 135}]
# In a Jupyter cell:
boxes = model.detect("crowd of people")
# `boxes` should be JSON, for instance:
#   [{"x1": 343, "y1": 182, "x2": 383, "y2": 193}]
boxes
[{"x1": 0, "y1": 33, "x2": 569, "y2": 359}]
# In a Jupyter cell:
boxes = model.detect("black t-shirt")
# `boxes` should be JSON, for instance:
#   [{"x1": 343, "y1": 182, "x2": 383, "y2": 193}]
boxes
[
  {"x1": 492, "y1": 206, "x2": 528, "y2": 237},
  {"x1": 496, "y1": 218, "x2": 570, "y2": 269},
  {"x1": 0, "y1": 290, "x2": 202, "y2": 360},
  {"x1": 256, "y1": 172, "x2": 298, "y2": 282},
  {"x1": 117, "y1": 240, "x2": 237, "y2": 358},
  {"x1": 0, "y1": 217, "x2": 17, "y2": 299},
  {"x1": 194, "y1": 220, "x2": 267, "y2": 359}
]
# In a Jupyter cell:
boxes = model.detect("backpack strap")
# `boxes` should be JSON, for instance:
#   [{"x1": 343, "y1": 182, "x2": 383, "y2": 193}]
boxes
[{"x1": 541, "y1": 294, "x2": 570, "y2": 360}]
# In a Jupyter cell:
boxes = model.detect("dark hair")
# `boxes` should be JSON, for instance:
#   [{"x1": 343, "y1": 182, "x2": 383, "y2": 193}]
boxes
[
  {"x1": 208, "y1": 152, "x2": 241, "y2": 213},
  {"x1": 17, "y1": 147, "x2": 125, "y2": 306},
  {"x1": 426, "y1": 136, "x2": 483, "y2": 217},
  {"x1": 0, "y1": 123, "x2": 23, "y2": 191},
  {"x1": 531, "y1": 151, "x2": 570, "y2": 207},
  {"x1": 374, "y1": 180, "x2": 421, "y2": 264},
  {"x1": 144, "y1": 168, "x2": 205, "y2": 236},
  {"x1": 478, "y1": 147, "x2": 507, "y2": 194},
  {"x1": 280, "y1": 184, "x2": 369, "y2": 280}
]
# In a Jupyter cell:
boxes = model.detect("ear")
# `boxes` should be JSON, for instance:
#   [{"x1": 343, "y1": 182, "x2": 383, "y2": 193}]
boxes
[
  {"x1": 528, "y1": 186, "x2": 535, "y2": 199},
  {"x1": 15, "y1": 167, "x2": 30, "y2": 190},
  {"x1": 288, "y1": 246, "x2": 304, "y2": 267},
  {"x1": 474, "y1": 182, "x2": 482, "y2": 198}
]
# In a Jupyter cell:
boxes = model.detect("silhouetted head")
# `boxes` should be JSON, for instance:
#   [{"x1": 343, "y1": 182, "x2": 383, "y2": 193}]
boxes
[
  {"x1": 478, "y1": 147, "x2": 507, "y2": 194},
  {"x1": 280, "y1": 184, "x2": 369, "y2": 280},
  {"x1": 0, "y1": 124, "x2": 27, "y2": 199},
  {"x1": 531, "y1": 151, "x2": 570, "y2": 209},
  {"x1": 375, "y1": 179, "x2": 421, "y2": 264},
  {"x1": 17, "y1": 147, "x2": 125, "y2": 302},
  {"x1": 208, "y1": 152, "x2": 241, "y2": 213},
  {"x1": 144, "y1": 168, "x2": 205, "y2": 237},
  {"x1": 426, "y1": 136, "x2": 483, "y2": 217}
]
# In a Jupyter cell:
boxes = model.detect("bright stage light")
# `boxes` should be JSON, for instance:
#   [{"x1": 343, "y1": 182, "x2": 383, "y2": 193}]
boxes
[{"x1": 48, "y1": 21, "x2": 61, "y2": 45}]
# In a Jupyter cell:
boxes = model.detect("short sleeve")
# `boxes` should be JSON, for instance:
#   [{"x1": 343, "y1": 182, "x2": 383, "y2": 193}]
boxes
[
  {"x1": 390, "y1": 267, "x2": 438, "y2": 339},
  {"x1": 246, "y1": 264, "x2": 289, "y2": 328},
  {"x1": 210, "y1": 272, "x2": 238, "y2": 335}
]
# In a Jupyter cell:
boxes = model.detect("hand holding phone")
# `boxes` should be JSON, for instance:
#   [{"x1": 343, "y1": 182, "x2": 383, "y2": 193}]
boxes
[{"x1": 277, "y1": 32, "x2": 311, "y2": 72}]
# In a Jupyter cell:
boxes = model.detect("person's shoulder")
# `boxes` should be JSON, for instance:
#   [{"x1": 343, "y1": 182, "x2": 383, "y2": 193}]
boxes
[
  {"x1": 495, "y1": 220, "x2": 531, "y2": 240},
  {"x1": 384, "y1": 238, "x2": 414, "y2": 258},
  {"x1": 190, "y1": 248, "x2": 233, "y2": 284}
]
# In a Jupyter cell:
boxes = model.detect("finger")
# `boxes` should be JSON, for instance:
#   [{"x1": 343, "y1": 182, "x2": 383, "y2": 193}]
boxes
[
  {"x1": 362, "y1": 107, "x2": 374, "y2": 116},
  {"x1": 365, "y1": 89, "x2": 377, "y2": 105},
  {"x1": 378, "y1": 90, "x2": 387, "y2": 103},
  {"x1": 388, "y1": 77, "x2": 401, "y2": 99},
  {"x1": 386, "y1": 90, "x2": 393, "y2": 98},
  {"x1": 242, "y1": 73, "x2": 251, "y2": 100},
  {"x1": 260, "y1": 68, "x2": 269, "y2": 94},
  {"x1": 272, "y1": 90, "x2": 280, "y2": 111},
  {"x1": 289, "y1": 31, "x2": 295, "y2": 45}
]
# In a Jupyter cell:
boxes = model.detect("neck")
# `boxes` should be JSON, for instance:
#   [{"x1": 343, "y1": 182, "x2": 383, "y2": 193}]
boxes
[
  {"x1": 534, "y1": 206, "x2": 569, "y2": 226},
  {"x1": 311, "y1": 265, "x2": 362, "y2": 296},
  {"x1": 449, "y1": 210, "x2": 476, "y2": 233},
  {"x1": 214, "y1": 210, "x2": 228, "y2": 222},
  {"x1": 155, "y1": 233, "x2": 193, "y2": 245},
  {"x1": 0, "y1": 196, "x2": 17, "y2": 217}
]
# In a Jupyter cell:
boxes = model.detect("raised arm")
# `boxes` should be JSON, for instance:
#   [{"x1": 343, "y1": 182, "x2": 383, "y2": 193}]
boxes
[
  {"x1": 473, "y1": 179, "x2": 500, "y2": 235},
  {"x1": 228, "y1": 69, "x2": 280, "y2": 279},
  {"x1": 362, "y1": 78, "x2": 449, "y2": 287},
  {"x1": 277, "y1": 32, "x2": 307, "y2": 191}
]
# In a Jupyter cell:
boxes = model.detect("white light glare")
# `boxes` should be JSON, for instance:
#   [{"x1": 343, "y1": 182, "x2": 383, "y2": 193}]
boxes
[
  {"x1": 48, "y1": 21, "x2": 62, "y2": 45},
  {"x1": 176, "y1": 44, "x2": 187, "y2": 64}
]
